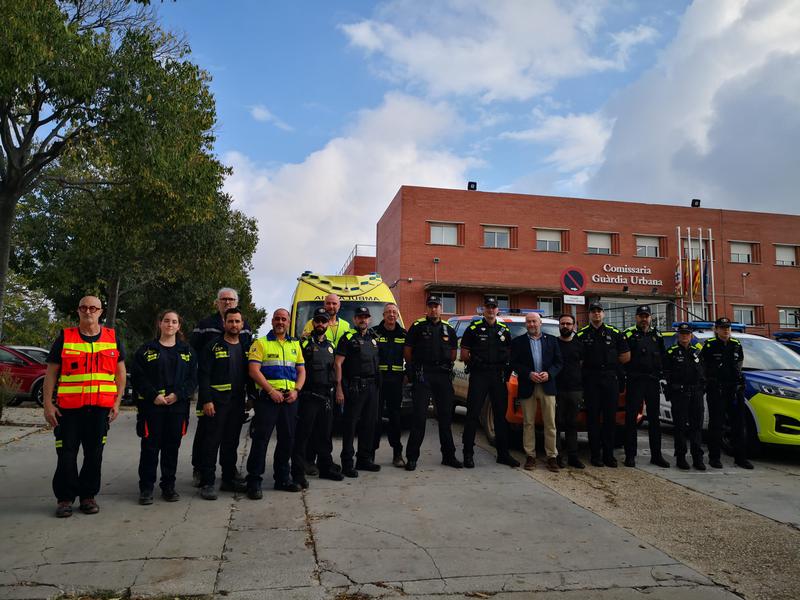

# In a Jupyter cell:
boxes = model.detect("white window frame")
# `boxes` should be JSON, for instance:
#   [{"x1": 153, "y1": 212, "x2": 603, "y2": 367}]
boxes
[
  {"x1": 536, "y1": 229, "x2": 561, "y2": 252},
  {"x1": 730, "y1": 242, "x2": 752, "y2": 264},
  {"x1": 429, "y1": 222, "x2": 458, "y2": 246},
  {"x1": 431, "y1": 291, "x2": 457, "y2": 314},
  {"x1": 775, "y1": 245, "x2": 796, "y2": 266},
  {"x1": 635, "y1": 235, "x2": 660, "y2": 258},
  {"x1": 732, "y1": 305, "x2": 755, "y2": 325},
  {"x1": 778, "y1": 307, "x2": 800, "y2": 328},
  {"x1": 483, "y1": 226, "x2": 510, "y2": 249},
  {"x1": 587, "y1": 232, "x2": 611, "y2": 255}
]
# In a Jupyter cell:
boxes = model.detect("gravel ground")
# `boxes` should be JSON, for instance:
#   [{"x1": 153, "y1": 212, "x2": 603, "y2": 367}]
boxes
[{"x1": 513, "y1": 453, "x2": 800, "y2": 600}]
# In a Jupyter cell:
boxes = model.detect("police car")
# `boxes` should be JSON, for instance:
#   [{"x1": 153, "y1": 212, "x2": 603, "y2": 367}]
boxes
[
  {"x1": 658, "y1": 322, "x2": 800, "y2": 454},
  {"x1": 448, "y1": 312, "x2": 564, "y2": 443}
]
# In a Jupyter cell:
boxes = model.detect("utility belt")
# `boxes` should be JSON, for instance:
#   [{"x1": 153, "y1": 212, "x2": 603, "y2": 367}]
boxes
[
  {"x1": 583, "y1": 368, "x2": 618, "y2": 376},
  {"x1": 627, "y1": 370, "x2": 661, "y2": 380},
  {"x1": 301, "y1": 385, "x2": 334, "y2": 410},
  {"x1": 343, "y1": 376, "x2": 377, "y2": 393}
]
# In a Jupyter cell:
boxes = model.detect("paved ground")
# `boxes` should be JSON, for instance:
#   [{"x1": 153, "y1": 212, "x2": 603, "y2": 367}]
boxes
[{"x1": 0, "y1": 405, "x2": 797, "y2": 600}]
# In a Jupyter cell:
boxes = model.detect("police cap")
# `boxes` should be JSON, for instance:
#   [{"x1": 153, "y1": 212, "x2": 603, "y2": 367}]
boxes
[
  {"x1": 636, "y1": 304, "x2": 651, "y2": 315},
  {"x1": 715, "y1": 317, "x2": 732, "y2": 328},
  {"x1": 354, "y1": 306, "x2": 371, "y2": 317},
  {"x1": 426, "y1": 295, "x2": 442, "y2": 306},
  {"x1": 484, "y1": 296, "x2": 498, "y2": 307},
  {"x1": 675, "y1": 322, "x2": 692, "y2": 334},
  {"x1": 588, "y1": 301, "x2": 604, "y2": 311},
  {"x1": 312, "y1": 307, "x2": 329, "y2": 322}
]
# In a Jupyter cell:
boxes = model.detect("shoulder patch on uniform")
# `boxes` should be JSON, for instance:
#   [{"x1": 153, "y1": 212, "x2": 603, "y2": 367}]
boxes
[
  {"x1": 414, "y1": 317, "x2": 427, "y2": 324},
  {"x1": 607, "y1": 325, "x2": 620, "y2": 333},
  {"x1": 625, "y1": 330, "x2": 633, "y2": 338}
]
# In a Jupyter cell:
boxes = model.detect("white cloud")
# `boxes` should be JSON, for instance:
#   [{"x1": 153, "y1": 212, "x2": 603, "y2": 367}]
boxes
[
  {"x1": 341, "y1": 0, "x2": 656, "y2": 101},
  {"x1": 588, "y1": 0, "x2": 800, "y2": 212},
  {"x1": 249, "y1": 104, "x2": 293, "y2": 131},
  {"x1": 502, "y1": 111, "x2": 614, "y2": 173},
  {"x1": 225, "y1": 93, "x2": 478, "y2": 314}
]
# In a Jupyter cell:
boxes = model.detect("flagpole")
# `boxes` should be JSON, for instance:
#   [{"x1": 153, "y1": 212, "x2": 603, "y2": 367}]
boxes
[
  {"x1": 676, "y1": 226, "x2": 684, "y2": 320},
  {"x1": 708, "y1": 227, "x2": 717, "y2": 321},
  {"x1": 687, "y1": 227, "x2": 695, "y2": 317},
  {"x1": 698, "y1": 227, "x2": 705, "y2": 319}
]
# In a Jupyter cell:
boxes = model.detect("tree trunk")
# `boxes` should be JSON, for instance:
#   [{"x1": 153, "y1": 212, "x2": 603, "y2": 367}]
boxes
[
  {"x1": 0, "y1": 191, "x2": 22, "y2": 341},
  {"x1": 105, "y1": 274, "x2": 121, "y2": 329}
]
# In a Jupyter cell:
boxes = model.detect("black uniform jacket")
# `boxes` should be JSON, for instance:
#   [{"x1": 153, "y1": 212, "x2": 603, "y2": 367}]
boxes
[
  {"x1": 510, "y1": 333, "x2": 563, "y2": 398},
  {"x1": 198, "y1": 335, "x2": 253, "y2": 406},
  {"x1": 190, "y1": 312, "x2": 253, "y2": 355},
  {"x1": 133, "y1": 339, "x2": 197, "y2": 414},
  {"x1": 664, "y1": 342, "x2": 705, "y2": 393},
  {"x1": 374, "y1": 320, "x2": 407, "y2": 380},
  {"x1": 700, "y1": 336, "x2": 744, "y2": 385}
]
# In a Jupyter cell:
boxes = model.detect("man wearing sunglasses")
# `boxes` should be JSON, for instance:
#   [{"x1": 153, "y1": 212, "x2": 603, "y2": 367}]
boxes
[{"x1": 43, "y1": 296, "x2": 127, "y2": 518}]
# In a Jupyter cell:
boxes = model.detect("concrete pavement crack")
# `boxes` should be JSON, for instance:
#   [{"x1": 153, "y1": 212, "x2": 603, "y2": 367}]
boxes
[
  {"x1": 336, "y1": 516, "x2": 446, "y2": 583},
  {"x1": 301, "y1": 489, "x2": 322, "y2": 586}
]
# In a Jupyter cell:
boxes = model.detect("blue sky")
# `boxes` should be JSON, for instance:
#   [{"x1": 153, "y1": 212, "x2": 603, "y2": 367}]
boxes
[{"x1": 156, "y1": 1, "x2": 800, "y2": 314}]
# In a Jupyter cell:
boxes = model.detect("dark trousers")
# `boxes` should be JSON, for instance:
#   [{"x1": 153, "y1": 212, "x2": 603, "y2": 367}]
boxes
[
  {"x1": 138, "y1": 410, "x2": 187, "y2": 492},
  {"x1": 340, "y1": 378, "x2": 378, "y2": 468},
  {"x1": 670, "y1": 388, "x2": 704, "y2": 461},
  {"x1": 462, "y1": 369, "x2": 510, "y2": 457},
  {"x1": 374, "y1": 377, "x2": 404, "y2": 455},
  {"x1": 199, "y1": 397, "x2": 246, "y2": 487},
  {"x1": 246, "y1": 393, "x2": 299, "y2": 486},
  {"x1": 584, "y1": 371, "x2": 619, "y2": 461},
  {"x1": 191, "y1": 409, "x2": 205, "y2": 470},
  {"x1": 625, "y1": 375, "x2": 663, "y2": 459},
  {"x1": 556, "y1": 389, "x2": 582, "y2": 458},
  {"x1": 707, "y1": 383, "x2": 747, "y2": 462},
  {"x1": 292, "y1": 391, "x2": 335, "y2": 480},
  {"x1": 406, "y1": 369, "x2": 456, "y2": 462},
  {"x1": 52, "y1": 406, "x2": 110, "y2": 502}
]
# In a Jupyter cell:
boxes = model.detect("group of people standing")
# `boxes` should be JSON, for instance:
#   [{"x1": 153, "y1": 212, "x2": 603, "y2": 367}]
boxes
[{"x1": 42, "y1": 289, "x2": 752, "y2": 518}]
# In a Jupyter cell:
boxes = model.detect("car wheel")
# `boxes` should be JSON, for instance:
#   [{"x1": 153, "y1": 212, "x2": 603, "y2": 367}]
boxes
[
  {"x1": 479, "y1": 397, "x2": 496, "y2": 446},
  {"x1": 745, "y1": 412, "x2": 762, "y2": 458},
  {"x1": 32, "y1": 381, "x2": 44, "y2": 407}
]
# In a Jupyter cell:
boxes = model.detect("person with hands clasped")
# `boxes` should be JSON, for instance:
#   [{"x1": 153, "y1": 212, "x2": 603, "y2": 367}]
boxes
[
  {"x1": 133, "y1": 310, "x2": 197, "y2": 505},
  {"x1": 245, "y1": 309, "x2": 306, "y2": 498},
  {"x1": 43, "y1": 295, "x2": 127, "y2": 518}
]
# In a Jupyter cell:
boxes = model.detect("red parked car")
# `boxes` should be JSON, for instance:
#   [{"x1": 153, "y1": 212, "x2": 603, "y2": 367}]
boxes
[{"x1": 0, "y1": 344, "x2": 47, "y2": 407}]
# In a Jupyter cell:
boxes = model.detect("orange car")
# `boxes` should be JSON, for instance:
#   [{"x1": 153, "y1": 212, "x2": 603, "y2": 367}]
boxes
[{"x1": 448, "y1": 314, "x2": 637, "y2": 445}]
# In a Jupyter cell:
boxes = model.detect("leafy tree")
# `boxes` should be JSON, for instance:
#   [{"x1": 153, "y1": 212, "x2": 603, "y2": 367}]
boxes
[
  {"x1": 1, "y1": 271, "x2": 71, "y2": 346},
  {"x1": 0, "y1": 0, "x2": 186, "y2": 337}
]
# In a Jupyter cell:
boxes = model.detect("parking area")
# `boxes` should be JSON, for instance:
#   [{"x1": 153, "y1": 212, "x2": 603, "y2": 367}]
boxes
[{"x1": 0, "y1": 406, "x2": 798, "y2": 600}]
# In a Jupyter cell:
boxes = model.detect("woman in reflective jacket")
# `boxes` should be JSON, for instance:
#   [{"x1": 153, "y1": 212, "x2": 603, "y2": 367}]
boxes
[{"x1": 133, "y1": 310, "x2": 198, "y2": 505}]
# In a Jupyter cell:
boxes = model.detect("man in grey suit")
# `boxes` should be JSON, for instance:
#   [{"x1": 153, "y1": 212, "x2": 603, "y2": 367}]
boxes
[{"x1": 510, "y1": 312, "x2": 563, "y2": 472}]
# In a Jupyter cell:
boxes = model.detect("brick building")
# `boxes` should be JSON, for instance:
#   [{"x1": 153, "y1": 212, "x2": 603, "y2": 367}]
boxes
[{"x1": 348, "y1": 185, "x2": 800, "y2": 334}]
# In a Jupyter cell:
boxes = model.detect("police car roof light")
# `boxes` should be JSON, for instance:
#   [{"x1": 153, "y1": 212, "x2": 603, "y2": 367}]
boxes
[
  {"x1": 672, "y1": 321, "x2": 747, "y2": 332},
  {"x1": 774, "y1": 331, "x2": 800, "y2": 340}
]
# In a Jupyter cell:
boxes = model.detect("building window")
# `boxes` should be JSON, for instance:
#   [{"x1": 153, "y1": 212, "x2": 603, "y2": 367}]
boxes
[
  {"x1": 635, "y1": 235, "x2": 660, "y2": 258},
  {"x1": 485, "y1": 294, "x2": 509, "y2": 311},
  {"x1": 730, "y1": 241, "x2": 753, "y2": 263},
  {"x1": 429, "y1": 222, "x2": 459, "y2": 246},
  {"x1": 483, "y1": 226, "x2": 514, "y2": 249},
  {"x1": 779, "y1": 307, "x2": 800, "y2": 328},
  {"x1": 430, "y1": 291, "x2": 457, "y2": 314},
  {"x1": 682, "y1": 238, "x2": 707, "y2": 261},
  {"x1": 732, "y1": 305, "x2": 755, "y2": 325},
  {"x1": 775, "y1": 245, "x2": 797, "y2": 266},
  {"x1": 587, "y1": 232, "x2": 612, "y2": 255},
  {"x1": 538, "y1": 297, "x2": 562, "y2": 317},
  {"x1": 536, "y1": 229, "x2": 562, "y2": 252}
]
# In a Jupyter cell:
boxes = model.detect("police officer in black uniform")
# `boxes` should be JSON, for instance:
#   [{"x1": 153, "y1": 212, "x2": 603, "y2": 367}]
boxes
[
  {"x1": 292, "y1": 308, "x2": 344, "y2": 487},
  {"x1": 335, "y1": 306, "x2": 381, "y2": 478},
  {"x1": 700, "y1": 317, "x2": 753, "y2": 469},
  {"x1": 577, "y1": 302, "x2": 630, "y2": 467},
  {"x1": 664, "y1": 323, "x2": 706, "y2": 470},
  {"x1": 623, "y1": 305, "x2": 668, "y2": 468},
  {"x1": 460, "y1": 297, "x2": 519, "y2": 469},
  {"x1": 403, "y1": 296, "x2": 461, "y2": 471},
  {"x1": 373, "y1": 302, "x2": 407, "y2": 468},
  {"x1": 197, "y1": 308, "x2": 253, "y2": 500}
]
